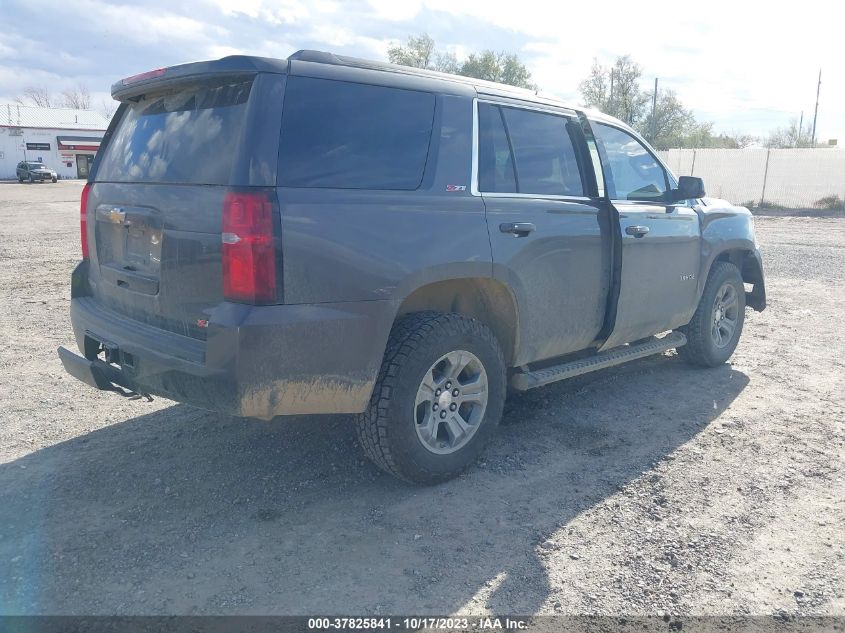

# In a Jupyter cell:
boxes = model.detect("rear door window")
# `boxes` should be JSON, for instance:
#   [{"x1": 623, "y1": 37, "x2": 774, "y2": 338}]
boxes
[
  {"x1": 278, "y1": 77, "x2": 435, "y2": 190},
  {"x1": 477, "y1": 103, "x2": 517, "y2": 193},
  {"x1": 95, "y1": 80, "x2": 253, "y2": 185},
  {"x1": 477, "y1": 103, "x2": 584, "y2": 197}
]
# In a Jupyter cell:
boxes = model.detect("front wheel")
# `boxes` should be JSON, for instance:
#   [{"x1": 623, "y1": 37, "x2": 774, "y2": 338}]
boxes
[
  {"x1": 28, "y1": 175, "x2": 34, "y2": 184},
  {"x1": 51, "y1": 177, "x2": 57, "y2": 183},
  {"x1": 678, "y1": 261, "x2": 746, "y2": 367},
  {"x1": 356, "y1": 312, "x2": 506, "y2": 485}
]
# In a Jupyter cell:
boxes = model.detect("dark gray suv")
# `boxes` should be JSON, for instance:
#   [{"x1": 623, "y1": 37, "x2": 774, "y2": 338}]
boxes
[
  {"x1": 17, "y1": 161, "x2": 57, "y2": 183},
  {"x1": 59, "y1": 51, "x2": 766, "y2": 484}
]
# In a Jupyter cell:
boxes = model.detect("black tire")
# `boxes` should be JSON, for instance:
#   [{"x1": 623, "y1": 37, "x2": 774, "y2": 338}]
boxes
[
  {"x1": 356, "y1": 312, "x2": 506, "y2": 485},
  {"x1": 51, "y1": 177, "x2": 57, "y2": 183},
  {"x1": 18, "y1": 177, "x2": 23, "y2": 183},
  {"x1": 678, "y1": 261, "x2": 745, "y2": 367},
  {"x1": 28, "y1": 175, "x2": 34, "y2": 184}
]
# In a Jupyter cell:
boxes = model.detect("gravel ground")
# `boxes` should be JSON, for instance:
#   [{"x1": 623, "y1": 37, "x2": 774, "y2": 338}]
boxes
[{"x1": 0, "y1": 180, "x2": 842, "y2": 617}]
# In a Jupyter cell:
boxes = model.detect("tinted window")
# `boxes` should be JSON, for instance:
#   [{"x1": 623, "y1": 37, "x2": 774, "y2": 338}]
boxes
[
  {"x1": 593, "y1": 123, "x2": 667, "y2": 201},
  {"x1": 96, "y1": 80, "x2": 252, "y2": 185},
  {"x1": 278, "y1": 77, "x2": 435, "y2": 190},
  {"x1": 478, "y1": 103, "x2": 516, "y2": 193},
  {"x1": 501, "y1": 107, "x2": 584, "y2": 196}
]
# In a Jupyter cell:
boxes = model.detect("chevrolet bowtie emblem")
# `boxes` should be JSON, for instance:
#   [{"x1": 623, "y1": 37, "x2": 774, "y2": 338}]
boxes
[{"x1": 107, "y1": 208, "x2": 126, "y2": 224}]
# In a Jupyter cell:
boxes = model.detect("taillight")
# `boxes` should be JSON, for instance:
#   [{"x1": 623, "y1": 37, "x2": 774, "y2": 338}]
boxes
[
  {"x1": 80, "y1": 183, "x2": 91, "y2": 260},
  {"x1": 222, "y1": 191, "x2": 278, "y2": 304}
]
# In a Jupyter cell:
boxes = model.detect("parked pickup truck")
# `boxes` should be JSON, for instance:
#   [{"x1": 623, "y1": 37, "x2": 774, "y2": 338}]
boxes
[{"x1": 58, "y1": 51, "x2": 766, "y2": 484}]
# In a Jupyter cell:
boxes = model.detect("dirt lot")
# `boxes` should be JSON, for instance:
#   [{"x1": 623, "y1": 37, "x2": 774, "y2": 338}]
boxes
[{"x1": 0, "y1": 180, "x2": 842, "y2": 617}]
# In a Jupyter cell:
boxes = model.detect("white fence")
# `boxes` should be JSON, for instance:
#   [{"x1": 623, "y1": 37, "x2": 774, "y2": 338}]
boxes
[{"x1": 657, "y1": 148, "x2": 845, "y2": 208}]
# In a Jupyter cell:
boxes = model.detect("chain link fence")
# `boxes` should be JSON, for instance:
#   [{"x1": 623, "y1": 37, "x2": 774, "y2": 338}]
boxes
[{"x1": 657, "y1": 148, "x2": 845, "y2": 210}]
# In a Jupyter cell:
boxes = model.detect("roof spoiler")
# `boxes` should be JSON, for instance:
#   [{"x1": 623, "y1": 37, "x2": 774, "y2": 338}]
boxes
[{"x1": 111, "y1": 55, "x2": 289, "y2": 101}]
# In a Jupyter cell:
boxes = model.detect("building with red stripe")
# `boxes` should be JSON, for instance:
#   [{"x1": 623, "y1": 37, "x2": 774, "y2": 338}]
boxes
[{"x1": 1, "y1": 104, "x2": 110, "y2": 180}]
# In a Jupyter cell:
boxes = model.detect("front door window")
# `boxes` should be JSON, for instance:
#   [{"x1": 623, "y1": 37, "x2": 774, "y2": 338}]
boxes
[{"x1": 592, "y1": 123, "x2": 668, "y2": 202}]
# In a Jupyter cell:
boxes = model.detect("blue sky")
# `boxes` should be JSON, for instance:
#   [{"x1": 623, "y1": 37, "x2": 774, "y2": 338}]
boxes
[{"x1": 2, "y1": 0, "x2": 842, "y2": 143}]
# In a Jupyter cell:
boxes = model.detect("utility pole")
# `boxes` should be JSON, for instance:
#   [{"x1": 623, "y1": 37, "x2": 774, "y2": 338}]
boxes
[
  {"x1": 811, "y1": 68, "x2": 821, "y2": 146},
  {"x1": 609, "y1": 69, "x2": 615, "y2": 113},
  {"x1": 798, "y1": 110, "x2": 804, "y2": 147},
  {"x1": 651, "y1": 77, "x2": 659, "y2": 142}
]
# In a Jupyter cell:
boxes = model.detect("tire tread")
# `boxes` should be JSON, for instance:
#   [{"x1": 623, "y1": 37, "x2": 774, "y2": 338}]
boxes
[
  {"x1": 678, "y1": 261, "x2": 744, "y2": 367},
  {"x1": 355, "y1": 311, "x2": 504, "y2": 484}
]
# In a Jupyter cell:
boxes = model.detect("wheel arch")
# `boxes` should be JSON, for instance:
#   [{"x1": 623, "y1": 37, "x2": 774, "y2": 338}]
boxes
[
  {"x1": 708, "y1": 247, "x2": 766, "y2": 311},
  {"x1": 395, "y1": 277, "x2": 520, "y2": 366}
]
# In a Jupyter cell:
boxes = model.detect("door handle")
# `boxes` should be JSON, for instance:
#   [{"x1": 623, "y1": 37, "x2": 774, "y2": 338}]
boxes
[
  {"x1": 499, "y1": 222, "x2": 536, "y2": 237},
  {"x1": 625, "y1": 225, "x2": 650, "y2": 237}
]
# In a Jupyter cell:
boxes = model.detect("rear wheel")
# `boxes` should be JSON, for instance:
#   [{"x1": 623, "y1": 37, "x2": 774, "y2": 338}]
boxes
[
  {"x1": 51, "y1": 177, "x2": 57, "y2": 183},
  {"x1": 356, "y1": 312, "x2": 506, "y2": 484},
  {"x1": 678, "y1": 261, "x2": 745, "y2": 367}
]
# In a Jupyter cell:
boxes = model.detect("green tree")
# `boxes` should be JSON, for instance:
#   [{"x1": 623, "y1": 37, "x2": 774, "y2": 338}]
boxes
[
  {"x1": 579, "y1": 55, "x2": 761, "y2": 149},
  {"x1": 579, "y1": 59, "x2": 610, "y2": 112},
  {"x1": 459, "y1": 51, "x2": 536, "y2": 90},
  {"x1": 387, "y1": 34, "x2": 458, "y2": 73},
  {"x1": 387, "y1": 33, "x2": 536, "y2": 90},
  {"x1": 638, "y1": 89, "x2": 695, "y2": 149}
]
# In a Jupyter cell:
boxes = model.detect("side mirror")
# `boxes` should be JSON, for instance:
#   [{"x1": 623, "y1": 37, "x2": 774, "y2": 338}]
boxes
[{"x1": 672, "y1": 176, "x2": 706, "y2": 201}]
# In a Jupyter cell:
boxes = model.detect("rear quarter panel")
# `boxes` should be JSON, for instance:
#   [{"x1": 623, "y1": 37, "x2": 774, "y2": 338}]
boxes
[{"x1": 278, "y1": 92, "x2": 490, "y2": 306}]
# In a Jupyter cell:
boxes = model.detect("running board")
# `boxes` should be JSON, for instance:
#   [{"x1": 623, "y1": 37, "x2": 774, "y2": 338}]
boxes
[{"x1": 510, "y1": 332, "x2": 687, "y2": 391}]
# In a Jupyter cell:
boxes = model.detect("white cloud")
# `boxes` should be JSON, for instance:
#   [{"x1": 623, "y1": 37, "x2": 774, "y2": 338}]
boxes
[
  {"x1": 1, "y1": 0, "x2": 841, "y2": 142},
  {"x1": 365, "y1": 0, "x2": 422, "y2": 22}
]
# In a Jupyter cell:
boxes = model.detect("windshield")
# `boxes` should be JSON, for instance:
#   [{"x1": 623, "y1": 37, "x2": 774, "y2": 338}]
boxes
[{"x1": 28, "y1": 163, "x2": 49, "y2": 169}]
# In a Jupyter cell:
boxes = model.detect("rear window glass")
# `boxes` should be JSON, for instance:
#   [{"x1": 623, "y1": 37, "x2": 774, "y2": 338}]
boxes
[
  {"x1": 96, "y1": 80, "x2": 252, "y2": 185},
  {"x1": 278, "y1": 77, "x2": 435, "y2": 190}
]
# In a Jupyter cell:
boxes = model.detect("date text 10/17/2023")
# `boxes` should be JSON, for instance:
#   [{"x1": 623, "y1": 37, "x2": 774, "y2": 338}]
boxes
[{"x1": 308, "y1": 617, "x2": 531, "y2": 630}]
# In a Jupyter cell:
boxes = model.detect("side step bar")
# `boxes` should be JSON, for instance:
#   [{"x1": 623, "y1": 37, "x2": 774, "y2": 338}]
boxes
[{"x1": 510, "y1": 331, "x2": 687, "y2": 391}]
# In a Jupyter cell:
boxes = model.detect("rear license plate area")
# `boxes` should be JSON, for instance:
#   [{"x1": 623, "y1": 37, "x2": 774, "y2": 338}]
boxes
[{"x1": 84, "y1": 333, "x2": 135, "y2": 369}]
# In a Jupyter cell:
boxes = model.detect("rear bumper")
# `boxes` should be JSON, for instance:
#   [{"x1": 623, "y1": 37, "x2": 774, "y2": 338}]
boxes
[{"x1": 62, "y1": 275, "x2": 396, "y2": 419}]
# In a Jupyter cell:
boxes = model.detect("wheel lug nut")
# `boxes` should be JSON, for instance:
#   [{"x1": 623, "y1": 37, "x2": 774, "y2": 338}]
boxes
[
  {"x1": 449, "y1": 403, "x2": 457, "y2": 411},
  {"x1": 445, "y1": 381, "x2": 452, "y2": 389},
  {"x1": 433, "y1": 403, "x2": 438, "y2": 411},
  {"x1": 440, "y1": 410, "x2": 447, "y2": 419},
  {"x1": 435, "y1": 388, "x2": 441, "y2": 396},
  {"x1": 452, "y1": 389, "x2": 459, "y2": 397}
]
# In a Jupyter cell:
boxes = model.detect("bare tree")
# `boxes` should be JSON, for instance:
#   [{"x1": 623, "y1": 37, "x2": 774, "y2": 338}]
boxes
[
  {"x1": 15, "y1": 86, "x2": 54, "y2": 107},
  {"x1": 579, "y1": 55, "x2": 649, "y2": 126},
  {"x1": 766, "y1": 118, "x2": 807, "y2": 148},
  {"x1": 99, "y1": 98, "x2": 116, "y2": 121},
  {"x1": 62, "y1": 84, "x2": 92, "y2": 110}
]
